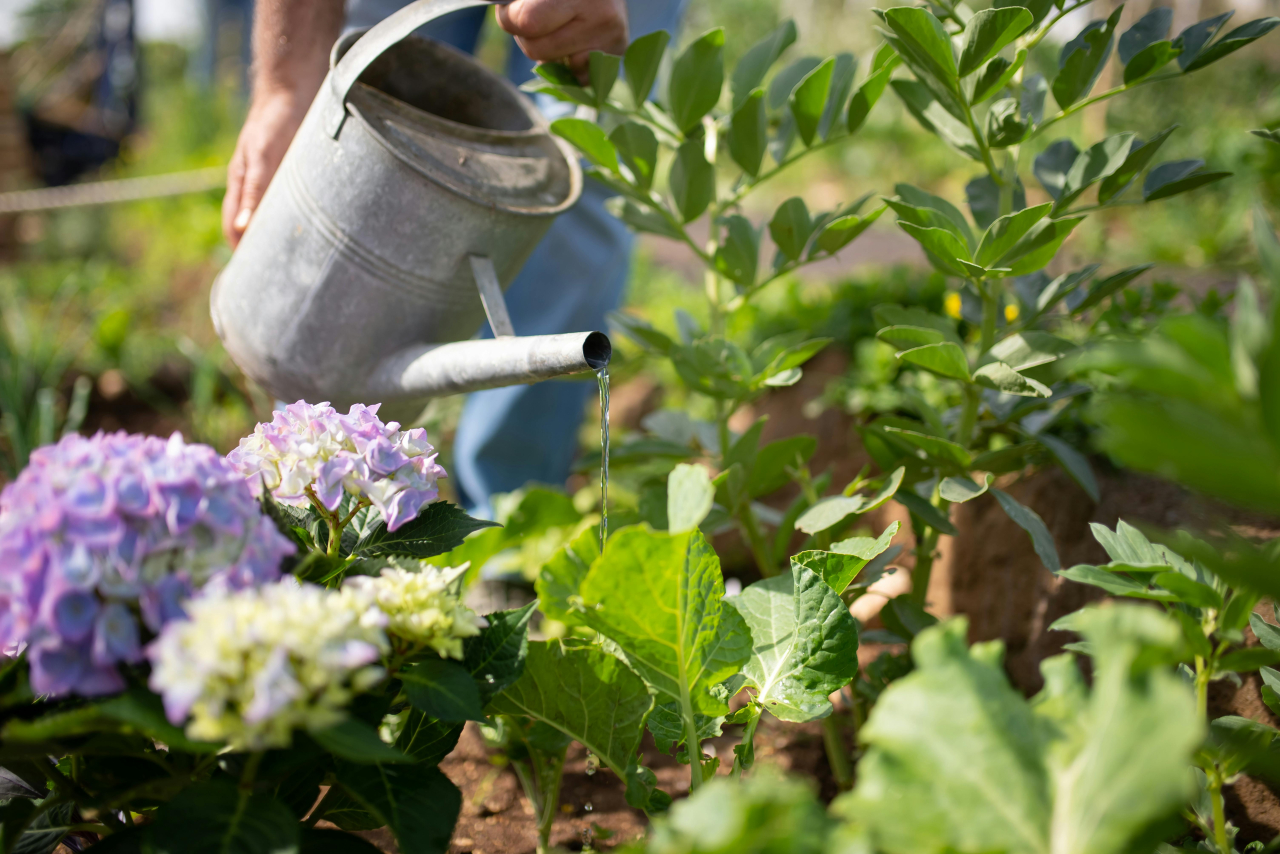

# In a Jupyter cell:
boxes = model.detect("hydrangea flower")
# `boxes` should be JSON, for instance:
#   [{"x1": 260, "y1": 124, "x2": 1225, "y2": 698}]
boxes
[
  {"x1": 227, "y1": 402, "x2": 447, "y2": 532},
  {"x1": 148, "y1": 578, "x2": 389, "y2": 750},
  {"x1": 0, "y1": 432, "x2": 295, "y2": 697},
  {"x1": 345, "y1": 563, "x2": 482, "y2": 658}
]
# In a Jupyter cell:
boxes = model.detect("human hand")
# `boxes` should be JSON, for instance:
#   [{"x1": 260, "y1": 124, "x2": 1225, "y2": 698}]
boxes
[
  {"x1": 496, "y1": 0, "x2": 628, "y2": 83},
  {"x1": 222, "y1": 90, "x2": 311, "y2": 247}
]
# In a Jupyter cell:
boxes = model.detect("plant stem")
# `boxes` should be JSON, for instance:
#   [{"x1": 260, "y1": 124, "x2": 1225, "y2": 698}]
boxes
[
  {"x1": 910, "y1": 523, "x2": 941, "y2": 607},
  {"x1": 239, "y1": 752, "x2": 263, "y2": 791},
  {"x1": 1195, "y1": 655, "x2": 1211, "y2": 719},
  {"x1": 732, "y1": 705, "x2": 762, "y2": 778},
  {"x1": 1033, "y1": 73, "x2": 1178, "y2": 137},
  {"x1": 739, "y1": 502, "x2": 777, "y2": 577},
  {"x1": 681, "y1": 693, "x2": 705, "y2": 791},
  {"x1": 534, "y1": 750, "x2": 567, "y2": 854},
  {"x1": 822, "y1": 715, "x2": 854, "y2": 790},
  {"x1": 1208, "y1": 768, "x2": 1230, "y2": 854},
  {"x1": 980, "y1": 287, "x2": 999, "y2": 353}
]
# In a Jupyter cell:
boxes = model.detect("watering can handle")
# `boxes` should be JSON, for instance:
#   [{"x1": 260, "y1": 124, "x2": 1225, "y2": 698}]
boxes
[{"x1": 324, "y1": 0, "x2": 509, "y2": 137}]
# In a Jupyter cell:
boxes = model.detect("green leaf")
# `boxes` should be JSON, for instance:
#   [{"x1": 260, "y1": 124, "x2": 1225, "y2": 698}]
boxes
[
  {"x1": 976, "y1": 203, "x2": 1052, "y2": 267},
  {"x1": 1143, "y1": 159, "x2": 1231, "y2": 201},
  {"x1": 730, "y1": 560, "x2": 859, "y2": 722},
  {"x1": 605, "y1": 197, "x2": 683, "y2": 240},
  {"x1": 769, "y1": 57, "x2": 823, "y2": 109},
  {"x1": 531, "y1": 63, "x2": 594, "y2": 105},
  {"x1": 1033, "y1": 139, "x2": 1080, "y2": 201},
  {"x1": 588, "y1": 51, "x2": 620, "y2": 108},
  {"x1": 1152, "y1": 571, "x2": 1222, "y2": 610},
  {"x1": 300, "y1": 828, "x2": 384, "y2": 853},
  {"x1": 992, "y1": 488, "x2": 1060, "y2": 571},
  {"x1": 939, "y1": 474, "x2": 991, "y2": 503},
  {"x1": 668, "y1": 463, "x2": 715, "y2": 534},
  {"x1": 998, "y1": 216, "x2": 1086, "y2": 277},
  {"x1": 731, "y1": 20, "x2": 798, "y2": 109},
  {"x1": 609, "y1": 121, "x2": 658, "y2": 191},
  {"x1": 1097, "y1": 126, "x2": 1177, "y2": 204},
  {"x1": 813, "y1": 205, "x2": 886, "y2": 255},
  {"x1": 400, "y1": 659, "x2": 485, "y2": 723},
  {"x1": 97, "y1": 688, "x2": 221, "y2": 753},
  {"x1": 1037, "y1": 434, "x2": 1099, "y2": 502},
  {"x1": 488, "y1": 640, "x2": 654, "y2": 789},
  {"x1": 882, "y1": 7, "x2": 960, "y2": 93},
  {"x1": 877, "y1": 324, "x2": 946, "y2": 350},
  {"x1": 550, "y1": 118, "x2": 619, "y2": 174},
  {"x1": 1123, "y1": 41, "x2": 1182, "y2": 83},
  {"x1": 728, "y1": 88, "x2": 768, "y2": 176},
  {"x1": 1218, "y1": 647, "x2": 1280, "y2": 673},
  {"x1": 899, "y1": 223, "x2": 975, "y2": 278},
  {"x1": 1053, "y1": 133, "x2": 1136, "y2": 215},
  {"x1": 668, "y1": 28, "x2": 725, "y2": 132},
  {"x1": 790, "y1": 57, "x2": 835, "y2": 146},
  {"x1": 959, "y1": 7, "x2": 1033, "y2": 76},
  {"x1": 464, "y1": 601, "x2": 536, "y2": 705},
  {"x1": 1119, "y1": 7, "x2": 1173, "y2": 63},
  {"x1": 847, "y1": 63, "x2": 895, "y2": 134},
  {"x1": 1183, "y1": 17, "x2": 1280, "y2": 72},
  {"x1": 882, "y1": 426, "x2": 973, "y2": 468},
  {"x1": 850, "y1": 608, "x2": 1199, "y2": 854},
  {"x1": 996, "y1": 0, "x2": 1053, "y2": 28},
  {"x1": 670, "y1": 141, "x2": 715, "y2": 223},
  {"x1": 579, "y1": 527, "x2": 752, "y2": 715},
  {"x1": 334, "y1": 763, "x2": 461, "y2": 854},
  {"x1": 890, "y1": 79, "x2": 980, "y2": 160},
  {"x1": 897, "y1": 341, "x2": 971, "y2": 381},
  {"x1": 313, "y1": 718, "x2": 412, "y2": 765},
  {"x1": 808, "y1": 522, "x2": 901, "y2": 593},
  {"x1": 393, "y1": 713, "x2": 461, "y2": 767},
  {"x1": 748, "y1": 435, "x2": 817, "y2": 497},
  {"x1": 1251, "y1": 613, "x2": 1280, "y2": 651},
  {"x1": 1174, "y1": 12, "x2": 1235, "y2": 70},
  {"x1": 891, "y1": 185, "x2": 976, "y2": 248},
  {"x1": 625, "y1": 30, "x2": 671, "y2": 105},
  {"x1": 769, "y1": 197, "x2": 814, "y2": 261},
  {"x1": 970, "y1": 49, "x2": 1026, "y2": 103},
  {"x1": 149, "y1": 780, "x2": 299, "y2": 854},
  {"x1": 796, "y1": 496, "x2": 867, "y2": 535},
  {"x1": 353, "y1": 502, "x2": 498, "y2": 560},
  {"x1": 985, "y1": 97, "x2": 1028, "y2": 148},
  {"x1": 713, "y1": 215, "x2": 759, "y2": 286},
  {"x1": 973, "y1": 361, "x2": 1052, "y2": 398},
  {"x1": 536, "y1": 525, "x2": 599, "y2": 626},
  {"x1": 1053, "y1": 8, "x2": 1122, "y2": 107},
  {"x1": 819, "y1": 53, "x2": 858, "y2": 140},
  {"x1": 1072, "y1": 263, "x2": 1155, "y2": 313},
  {"x1": 895, "y1": 490, "x2": 958, "y2": 536},
  {"x1": 873, "y1": 304, "x2": 961, "y2": 343},
  {"x1": 966, "y1": 174, "x2": 1026, "y2": 231}
]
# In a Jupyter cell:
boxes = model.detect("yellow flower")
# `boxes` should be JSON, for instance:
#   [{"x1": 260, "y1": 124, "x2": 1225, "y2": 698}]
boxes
[
  {"x1": 1005, "y1": 303, "x2": 1019, "y2": 322},
  {"x1": 944, "y1": 292, "x2": 962, "y2": 319}
]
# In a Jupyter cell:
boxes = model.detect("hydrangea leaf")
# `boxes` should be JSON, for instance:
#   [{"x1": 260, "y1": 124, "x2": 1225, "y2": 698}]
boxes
[
  {"x1": 464, "y1": 601, "x2": 535, "y2": 705},
  {"x1": 148, "y1": 780, "x2": 300, "y2": 854},
  {"x1": 535, "y1": 526, "x2": 600, "y2": 626},
  {"x1": 488, "y1": 641, "x2": 657, "y2": 807},
  {"x1": 333, "y1": 763, "x2": 461, "y2": 854},
  {"x1": 730, "y1": 560, "x2": 859, "y2": 722},
  {"x1": 312, "y1": 718, "x2": 412, "y2": 764},
  {"x1": 579, "y1": 527, "x2": 752, "y2": 716},
  {"x1": 352, "y1": 502, "x2": 498, "y2": 560},
  {"x1": 399, "y1": 659, "x2": 485, "y2": 723}
]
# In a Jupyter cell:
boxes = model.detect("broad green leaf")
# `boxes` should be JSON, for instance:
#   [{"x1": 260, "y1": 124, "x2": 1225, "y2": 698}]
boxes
[
  {"x1": 1251, "y1": 613, "x2": 1280, "y2": 651},
  {"x1": 890, "y1": 79, "x2": 980, "y2": 160},
  {"x1": 97, "y1": 688, "x2": 220, "y2": 753},
  {"x1": 966, "y1": 174, "x2": 1027, "y2": 231},
  {"x1": 813, "y1": 205, "x2": 887, "y2": 255},
  {"x1": 647, "y1": 701, "x2": 724, "y2": 755},
  {"x1": 973, "y1": 361, "x2": 1052, "y2": 397},
  {"x1": 985, "y1": 97, "x2": 1028, "y2": 148},
  {"x1": 791, "y1": 57, "x2": 835, "y2": 146},
  {"x1": 1123, "y1": 41, "x2": 1182, "y2": 83},
  {"x1": 352, "y1": 502, "x2": 498, "y2": 560},
  {"x1": 1119, "y1": 7, "x2": 1173, "y2": 63},
  {"x1": 532, "y1": 63, "x2": 593, "y2": 105},
  {"x1": 848, "y1": 63, "x2": 895, "y2": 134},
  {"x1": 668, "y1": 463, "x2": 715, "y2": 534},
  {"x1": 730, "y1": 560, "x2": 859, "y2": 722},
  {"x1": 970, "y1": 49, "x2": 1026, "y2": 103},
  {"x1": 889, "y1": 186, "x2": 975, "y2": 248},
  {"x1": 714, "y1": 215, "x2": 759, "y2": 286},
  {"x1": 488, "y1": 640, "x2": 653, "y2": 790},
  {"x1": 579, "y1": 527, "x2": 752, "y2": 715},
  {"x1": 625, "y1": 31, "x2": 671, "y2": 105},
  {"x1": 1037, "y1": 433, "x2": 1099, "y2": 501},
  {"x1": 731, "y1": 20, "x2": 798, "y2": 108},
  {"x1": 939, "y1": 474, "x2": 991, "y2": 503},
  {"x1": 1020, "y1": 72, "x2": 1048, "y2": 123},
  {"x1": 149, "y1": 780, "x2": 299, "y2": 854},
  {"x1": 1053, "y1": 8, "x2": 1122, "y2": 107},
  {"x1": 809, "y1": 521, "x2": 901, "y2": 593},
  {"x1": 536, "y1": 525, "x2": 599, "y2": 626},
  {"x1": 313, "y1": 718, "x2": 412, "y2": 764},
  {"x1": 588, "y1": 51, "x2": 620, "y2": 108},
  {"x1": 334, "y1": 763, "x2": 461, "y2": 854},
  {"x1": 873, "y1": 304, "x2": 961, "y2": 343},
  {"x1": 668, "y1": 28, "x2": 725, "y2": 132},
  {"x1": 550, "y1": 118, "x2": 619, "y2": 174},
  {"x1": 672, "y1": 338, "x2": 754, "y2": 399},
  {"x1": 976, "y1": 203, "x2": 1052, "y2": 267},
  {"x1": 895, "y1": 490, "x2": 958, "y2": 535},
  {"x1": 1174, "y1": 11, "x2": 1235, "y2": 70},
  {"x1": 400, "y1": 659, "x2": 484, "y2": 722},
  {"x1": 605, "y1": 197, "x2": 683, "y2": 241},
  {"x1": 999, "y1": 217, "x2": 1086, "y2": 277},
  {"x1": 897, "y1": 341, "x2": 972, "y2": 381},
  {"x1": 996, "y1": 0, "x2": 1053, "y2": 27},
  {"x1": 882, "y1": 7, "x2": 960, "y2": 93},
  {"x1": 880, "y1": 596, "x2": 940, "y2": 642},
  {"x1": 1072, "y1": 264, "x2": 1154, "y2": 313},
  {"x1": 465, "y1": 601, "x2": 535, "y2": 705},
  {"x1": 1033, "y1": 139, "x2": 1080, "y2": 200},
  {"x1": 1218, "y1": 647, "x2": 1280, "y2": 672},
  {"x1": 992, "y1": 488, "x2": 1060, "y2": 571},
  {"x1": 1053, "y1": 133, "x2": 1136, "y2": 214},
  {"x1": 1143, "y1": 159, "x2": 1231, "y2": 201},
  {"x1": 877, "y1": 324, "x2": 945, "y2": 350},
  {"x1": 728, "y1": 88, "x2": 767, "y2": 176},
  {"x1": 883, "y1": 426, "x2": 973, "y2": 468},
  {"x1": 959, "y1": 7, "x2": 1033, "y2": 76},
  {"x1": 770, "y1": 197, "x2": 814, "y2": 261},
  {"x1": 795, "y1": 496, "x2": 866, "y2": 535},
  {"x1": 819, "y1": 53, "x2": 858, "y2": 140},
  {"x1": 898, "y1": 223, "x2": 975, "y2": 277},
  {"x1": 1183, "y1": 17, "x2": 1280, "y2": 72},
  {"x1": 670, "y1": 141, "x2": 715, "y2": 223},
  {"x1": 859, "y1": 465, "x2": 907, "y2": 513},
  {"x1": 748, "y1": 435, "x2": 817, "y2": 497},
  {"x1": 609, "y1": 121, "x2": 658, "y2": 191},
  {"x1": 1097, "y1": 126, "x2": 1177, "y2": 204},
  {"x1": 769, "y1": 56, "x2": 823, "y2": 109},
  {"x1": 1153, "y1": 571, "x2": 1222, "y2": 610}
]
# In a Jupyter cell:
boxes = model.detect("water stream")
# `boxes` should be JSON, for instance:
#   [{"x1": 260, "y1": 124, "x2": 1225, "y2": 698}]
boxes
[{"x1": 597, "y1": 367, "x2": 610, "y2": 550}]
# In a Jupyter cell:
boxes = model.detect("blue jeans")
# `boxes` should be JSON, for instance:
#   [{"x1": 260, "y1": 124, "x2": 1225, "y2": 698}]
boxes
[{"x1": 344, "y1": 0, "x2": 685, "y2": 516}]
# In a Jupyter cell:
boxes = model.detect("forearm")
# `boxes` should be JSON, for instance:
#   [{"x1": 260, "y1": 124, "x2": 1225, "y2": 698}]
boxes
[{"x1": 250, "y1": 0, "x2": 346, "y2": 102}]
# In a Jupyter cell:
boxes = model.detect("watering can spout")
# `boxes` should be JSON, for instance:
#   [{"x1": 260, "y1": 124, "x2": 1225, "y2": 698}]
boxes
[{"x1": 371, "y1": 331, "x2": 611, "y2": 400}]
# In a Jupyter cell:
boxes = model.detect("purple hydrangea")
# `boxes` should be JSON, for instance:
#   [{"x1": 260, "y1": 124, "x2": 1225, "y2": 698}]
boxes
[
  {"x1": 0, "y1": 432, "x2": 296, "y2": 697},
  {"x1": 227, "y1": 401, "x2": 447, "y2": 532}
]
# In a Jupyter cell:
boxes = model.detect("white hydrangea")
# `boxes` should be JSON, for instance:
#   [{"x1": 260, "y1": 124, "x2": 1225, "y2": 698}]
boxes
[
  {"x1": 147, "y1": 578, "x2": 390, "y2": 750},
  {"x1": 344, "y1": 563, "x2": 483, "y2": 659}
]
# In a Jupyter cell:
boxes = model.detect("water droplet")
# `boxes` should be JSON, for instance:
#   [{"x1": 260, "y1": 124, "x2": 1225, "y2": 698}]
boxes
[
  {"x1": 585, "y1": 753, "x2": 600, "y2": 776},
  {"x1": 485, "y1": 674, "x2": 495, "y2": 683},
  {"x1": 598, "y1": 366, "x2": 610, "y2": 549},
  {"x1": 584, "y1": 801, "x2": 594, "y2": 812}
]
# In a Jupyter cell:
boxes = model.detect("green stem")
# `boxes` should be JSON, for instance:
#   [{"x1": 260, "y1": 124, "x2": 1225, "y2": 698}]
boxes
[
  {"x1": 822, "y1": 715, "x2": 854, "y2": 790},
  {"x1": 910, "y1": 522, "x2": 942, "y2": 607},
  {"x1": 42, "y1": 758, "x2": 116, "y2": 828},
  {"x1": 980, "y1": 287, "x2": 999, "y2": 353},
  {"x1": 1195, "y1": 655, "x2": 1211, "y2": 719},
  {"x1": 714, "y1": 135, "x2": 848, "y2": 217},
  {"x1": 1022, "y1": 0, "x2": 1100, "y2": 51},
  {"x1": 239, "y1": 752, "x2": 263, "y2": 791},
  {"x1": 960, "y1": 97, "x2": 1001, "y2": 182},
  {"x1": 958, "y1": 385, "x2": 981, "y2": 450},
  {"x1": 1209, "y1": 769, "x2": 1230, "y2": 854},
  {"x1": 1033, "y1": 73, "x2": 1178, "y2": 137},
  {"x1": 739, "y1": 502, "x2": 777, "y2": 577},
  {"x1": 534, "y1": 750, "x2": 567, "y2": 854},
  {"x1": 681, "y1": 692, "x2": 705, "y2": 791},
  {"x1": 732, "y1": 706, "x2": 762, "y2": 778}
]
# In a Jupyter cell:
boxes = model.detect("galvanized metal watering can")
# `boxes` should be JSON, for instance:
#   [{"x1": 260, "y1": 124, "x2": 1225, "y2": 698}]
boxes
[{"x1": 210, "y1": 0, "x2": 610, "y2": 414}]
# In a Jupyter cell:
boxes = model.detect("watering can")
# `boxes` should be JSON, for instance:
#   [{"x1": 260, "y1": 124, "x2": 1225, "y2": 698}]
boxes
[{"x1": 210, "y1": 0, "x2": 610, "y2": 415}]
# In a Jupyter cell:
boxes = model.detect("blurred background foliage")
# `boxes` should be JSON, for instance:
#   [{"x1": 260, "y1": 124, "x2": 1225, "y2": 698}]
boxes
[{"x1": 0, "y1": 0, "x2": 1276, "y2": 485}]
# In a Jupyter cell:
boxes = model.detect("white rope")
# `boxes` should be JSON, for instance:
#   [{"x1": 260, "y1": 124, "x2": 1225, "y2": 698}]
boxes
[{"x1": 0, "y1": 167, "x2": 226, "y2": 214}]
